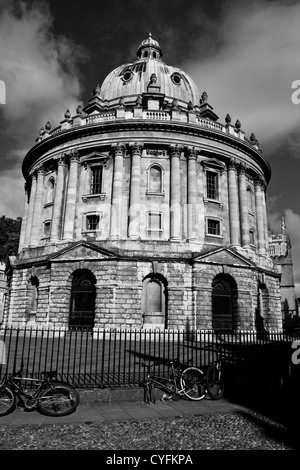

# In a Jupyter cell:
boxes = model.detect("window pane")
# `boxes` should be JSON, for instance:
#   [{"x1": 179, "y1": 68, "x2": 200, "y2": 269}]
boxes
[
  {"x1": 91, "y1": 167, "x2": 103, "y2": 194},
  {"x1": 208, "y1": 219, "x2": 220, "y2": 235},
  {"x1": 206, "y1": 171, "x2": 218, "y2": 200},
  {"x1": 87, "y1": 215, "x2": 99, "y2": 231}
]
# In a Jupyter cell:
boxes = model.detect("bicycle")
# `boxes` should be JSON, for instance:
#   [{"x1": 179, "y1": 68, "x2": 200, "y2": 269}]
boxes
[
  {"x1": 205, "y1": 351, "x2": 225, "y2": 400},
  {"x1": 0, "y1": 363, "x2": 80, "y2": 417},
  {"x1": 141, "y1": 358, "x2": 206, "y2": 403}
]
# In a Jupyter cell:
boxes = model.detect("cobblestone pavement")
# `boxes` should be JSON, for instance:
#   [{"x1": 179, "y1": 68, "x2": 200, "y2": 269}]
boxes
[{"x1": 0, "y1": 396, "x2": 299, "y2": 451}]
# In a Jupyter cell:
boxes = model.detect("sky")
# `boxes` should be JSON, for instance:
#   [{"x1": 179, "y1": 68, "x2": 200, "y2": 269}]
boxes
[{"x1": 0, "y1": 0, "x2": 300, "y2": 297}]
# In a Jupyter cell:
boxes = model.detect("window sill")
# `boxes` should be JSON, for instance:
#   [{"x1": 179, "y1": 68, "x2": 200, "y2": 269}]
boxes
[
  {"x1": 82, "y1": 193, "x2": 106, "y2": 202},
  {"x1": 146, "y1": 191, "x2": 165, "y2": 197},
  {"x1": 146, "y1": 229, "x2": 164, "y2": 232},
  {"x1": 206, "y1": 233, "x2": 223, "y2": 239},
  {"x1": 203, "y1": 198, "x2": 224, "y2": 208},
  {"x1": 82, "y1": 230, "x2": 102, "y2": 234}
]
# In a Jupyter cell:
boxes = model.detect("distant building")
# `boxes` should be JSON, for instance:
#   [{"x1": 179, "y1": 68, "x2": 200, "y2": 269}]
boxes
[
  {"x1": 3, "y1": 34, "x2": 283, "y2": 331},
  {"x1": 269, "y1": 217, "x2": 298, "y2": 329}
]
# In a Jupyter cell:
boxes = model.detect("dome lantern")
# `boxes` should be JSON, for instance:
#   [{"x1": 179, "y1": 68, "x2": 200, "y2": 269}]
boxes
[{"x1": 136, "y1": 32, "x2": 163, "y2": 60}]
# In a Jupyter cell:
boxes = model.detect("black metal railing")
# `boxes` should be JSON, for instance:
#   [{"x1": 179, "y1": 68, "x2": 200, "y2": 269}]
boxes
[{"x1": 0, "y1": 327, "x2": 298, "y2": 388}]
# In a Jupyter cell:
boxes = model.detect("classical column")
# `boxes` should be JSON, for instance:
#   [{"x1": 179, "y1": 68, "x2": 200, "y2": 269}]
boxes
[
  {"x1": 128, "y1": 142, "x2": 143, "y2": 240},
  {"x1": 30, "y1": 166, "x2": 45, "y2": 247},
  {"x1": 18, "y1": 183, "x2": 29, "y2": 251},
  {"x1": 254, "y1": 176, "x2": 265, "y2": 255},
  {"x1": 50, "y1": 154, "x2": 67, "y2": 243},
  {"x1": 62, "y1": 150, "x2": 80, "y2": 241},
  {"x1": 238, "y1": 164, "x2": 250, "y2": 247},
  {"x1": 227, "y1": 159, "x2": 240, "y2": 246},
  {"x1": 24, "y1": 173, "x2": 37, "y2": 247},
  {"x1": 170, "y1": 145, "x2": 181, "y2": 241},
  {"x1": 187, "y1": 147, "x2": 197, "y2": 241},
  {"x1": 262, "y1": 187, "x2": 269, "y2": 252},
  {"x1": 109, "y1": 143, "x2": 125, "y2": 239}
]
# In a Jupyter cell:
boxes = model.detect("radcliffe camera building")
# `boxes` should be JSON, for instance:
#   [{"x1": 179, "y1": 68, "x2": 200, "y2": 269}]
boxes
[{"x1": 2, "y1": 34, "x2": 287, "y2": 331}]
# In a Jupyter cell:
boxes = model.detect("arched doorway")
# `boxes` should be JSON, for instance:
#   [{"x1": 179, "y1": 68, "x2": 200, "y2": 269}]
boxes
[
  {"x1": 69, "y1": 270, "x2": 96, "y2": 330},
  {"x1": 142, "y1": 274, "x2": 167, "y2": 329},
  {"x1": 212, "y1": 274, "x2": 237, "y2": 330}
]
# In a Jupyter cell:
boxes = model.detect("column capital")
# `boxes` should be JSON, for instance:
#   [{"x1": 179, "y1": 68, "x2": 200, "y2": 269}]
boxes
[
  {"x1": 227, "y1": 158, "x2": 238, "y2": 171},
  {"x1": 68, "y1": 149, "x2": 80, "y2": 163},
  {"x1": 170, "y1": 144, "x2": 183, "y2": 157},
  {"x1": 254, "y1": 175, "x2": 266, "y2": 188},
  {"x1": 238, "y1": 162, "x2": 247, "y2": 175},
  {"x1": 129, "y1": 142, "x2": 143, "y2": 155},
  {"x1": 186, "y1": 146, "x2": 199, "y2": 160},
  {"x1": 112, "y1": 143, "x2": 126, "y2": 157},
  {"x1": 56, "y1": 153, "x2": 68, "y2": 166}
]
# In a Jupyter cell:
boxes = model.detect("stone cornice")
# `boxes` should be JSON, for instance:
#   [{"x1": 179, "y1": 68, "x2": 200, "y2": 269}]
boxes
[{"x1": 22, "y1": 120, "x2": 271, "y2": 182}]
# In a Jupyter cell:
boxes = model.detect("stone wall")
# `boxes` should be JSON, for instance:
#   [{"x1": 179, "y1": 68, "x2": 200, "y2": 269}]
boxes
[{"x1": 2, "y1": 254, "x2": 282, "y2": 331}]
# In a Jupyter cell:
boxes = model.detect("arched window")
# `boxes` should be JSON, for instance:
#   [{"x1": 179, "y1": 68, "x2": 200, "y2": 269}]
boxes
[
  {"x1": 247, "y1": 187, "x2": 254, "y2": 212},
  {"x1": 69, "y1": 270, "x2": 96, "y2": 330},
  {"x1": 46, "y1": 178, "x2": 55, "y2": 204},
  {"x1": 212, "y1": 274, "x2": 238, "y2": 330},
  {"x1": 147, "y1": 164, "x2": 163, "y2": 193},
  {"x1": 141, "y1": 274, "x2": 168, "y2": 329}
]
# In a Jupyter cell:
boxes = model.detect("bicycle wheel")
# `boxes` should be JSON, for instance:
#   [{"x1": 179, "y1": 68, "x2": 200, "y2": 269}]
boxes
[
  {"x1": 181, "y1": 367, "x2": 206, "y2": 401},
  {"x1": 206, "y1": 364, "x2": 225, "y2": 400},
  {"x1": 0, "y1": 385, "x2": 16, "y2": 417},
  {"x1": 37, "y1": 382, "x2": 79, "y2": 416}
]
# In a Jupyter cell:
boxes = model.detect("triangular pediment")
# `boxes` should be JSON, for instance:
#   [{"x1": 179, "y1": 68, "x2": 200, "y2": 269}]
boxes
[
  {"x1": 47, "y1": 241, "x2": 119, "y2": 262},
  {"x1": 193, "y1": 246, "x2": 255, "y2": 268}
]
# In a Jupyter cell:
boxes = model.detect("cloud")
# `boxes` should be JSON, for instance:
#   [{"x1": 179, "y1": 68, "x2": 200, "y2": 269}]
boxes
[
  {"x1": 183, "y1": 0, "x2": 300, "y2": 152},
  {"x1": 0, "y1": 0, "x2": 86, "y2": 217}
]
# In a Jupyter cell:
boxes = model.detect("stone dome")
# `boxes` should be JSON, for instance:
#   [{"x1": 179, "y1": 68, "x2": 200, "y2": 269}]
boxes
[{"x1": 99, "y1": 33, "x2": 201, "y2": 108}]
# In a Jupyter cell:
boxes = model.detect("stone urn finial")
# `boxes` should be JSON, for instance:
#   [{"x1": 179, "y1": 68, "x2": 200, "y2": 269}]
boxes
[{"x1": 225, "y1": 113, "x2": 231, "y2": 124}]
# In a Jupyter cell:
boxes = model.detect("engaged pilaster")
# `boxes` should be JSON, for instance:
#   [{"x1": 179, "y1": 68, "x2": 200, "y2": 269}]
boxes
[
  {"x1": 227, "y1": 159, "x2": 240, "y2": 247},
  {"x1": 110, "y1": 143, "x2": 125, "y2": 239},
  {"x1": 50, "y1": 154, "x2": 67, "y2": 243},
  {"x1": 238, "y1": 163, "x2": 250, "y2": 248},
  {"x1": 186, "y1": 147, "x2": 198, "y2": 242},
  {"x1": 128, "y1": 142, "x2": 143, "y2": 240},
  {"x1": 170, "y1": 145, "x2": 182, "y2": 241},
  {"x1": 254, "y1": 176, "x2": 266, "y2": 255},
  {"x1": 24, "y1": 173, "x2": 37, "y2": 247},
  {"x1": 30, "y1": 166, "x2": 45, "y2": 247},
  {"x1": 62, "y1": 150, "x2": 80, "y2": 241}
]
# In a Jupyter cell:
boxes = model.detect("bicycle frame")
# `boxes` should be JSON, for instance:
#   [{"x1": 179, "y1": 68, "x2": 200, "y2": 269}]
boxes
[
  {"x1": 144, "y1": 361, "x2": 188, "y2": 398},
  {"x1": 0, "y1": 369, "x2": 60, "y2": 409}
]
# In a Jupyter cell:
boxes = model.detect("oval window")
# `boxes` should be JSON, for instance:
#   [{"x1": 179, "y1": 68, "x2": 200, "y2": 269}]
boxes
[
  {"x1": 171, "y1": 73, "x2": 181, "y2": 85},
  {"x1": 123, "y1": 70, "x2": 133, "y2": 82}
]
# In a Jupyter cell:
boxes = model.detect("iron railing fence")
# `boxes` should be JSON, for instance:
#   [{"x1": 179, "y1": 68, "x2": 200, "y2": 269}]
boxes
[{"x1": 0, "y1": 327, "x2": 299, "y2": 389}]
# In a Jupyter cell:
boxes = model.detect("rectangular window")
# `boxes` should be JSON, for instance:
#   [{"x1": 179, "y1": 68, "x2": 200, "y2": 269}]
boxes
[
  {"x1": 207, "y1": 219, "x2": 220, "y2": 236},
  {"x1": 206, "y1": 171, "x2": 219, "y2": 200},
  {"x1": 249, "y1": 230, "x2": 255, "y2": 245},
  {"x1": 148, "y1": 212, "x2": 162, "y2": 231},
  {"x1": 91, "y1": 166, "x2": 103, "y2": 194},
  {"x1": 86, "y1": 214, "x2": 100, "y2": 231}
]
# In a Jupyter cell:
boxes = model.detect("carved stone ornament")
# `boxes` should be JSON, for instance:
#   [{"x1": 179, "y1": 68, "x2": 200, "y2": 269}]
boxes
[{"x1": 112, "y1": 143, "x2": 126, "y2": 156}]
